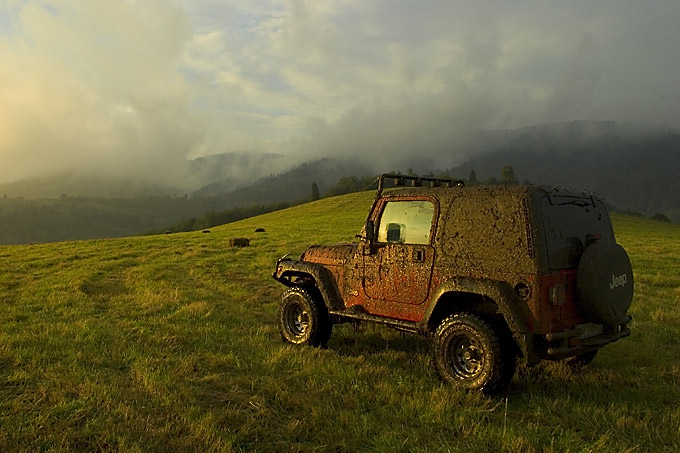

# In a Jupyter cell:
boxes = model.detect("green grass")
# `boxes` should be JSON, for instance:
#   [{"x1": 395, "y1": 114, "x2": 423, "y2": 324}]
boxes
[{"x1": 1, "y1": 192, "x2": 679, "y2": 451}]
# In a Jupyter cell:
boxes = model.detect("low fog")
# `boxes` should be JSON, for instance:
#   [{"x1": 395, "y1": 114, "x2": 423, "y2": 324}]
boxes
[{"x1": 1, "y1": 1, "x2": 679, "y2": 189}]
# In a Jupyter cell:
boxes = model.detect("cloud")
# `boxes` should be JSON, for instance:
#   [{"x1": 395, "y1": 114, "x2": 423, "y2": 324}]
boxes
[
  {"x1": 0, "y1": 0, "x2": 199, "y2": 184},
  {"x1": 2, "y1": 0, "x2": 680, "y2": 185},
  {"x1": 178, "y1": 0, "x2": 520, "y2": 168}
]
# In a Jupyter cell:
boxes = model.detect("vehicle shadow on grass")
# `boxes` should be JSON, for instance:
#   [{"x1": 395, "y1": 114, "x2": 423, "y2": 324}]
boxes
[
  {"x1": 328, "y1": 323, "x2": 430, "y2": 357},
  {"x1": 329, "y1": 328, "x2": 680, "y2": 410},
  {"x1": 507, "y1": 355, "x2": 680, "y2": 408},
  {"x1": 507, "y1": 358, "x2": 680, "y2": 447},
  {"x1": 0, "y1": 354, "x2": 10, "y2": 374},
  {"x1": 324, "y1": 324, "x2": 435, "y2": 379}
]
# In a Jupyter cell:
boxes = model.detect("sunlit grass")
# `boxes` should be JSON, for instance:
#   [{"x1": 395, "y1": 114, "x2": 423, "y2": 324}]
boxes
[{"x1": 1, "y1": 192, "x2": 679, "y2": 451}]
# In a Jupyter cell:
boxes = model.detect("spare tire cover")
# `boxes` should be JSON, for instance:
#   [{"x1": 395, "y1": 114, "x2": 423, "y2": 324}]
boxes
[{"x1": 576, "y1": 241, "x2": 633, "y2": 325}]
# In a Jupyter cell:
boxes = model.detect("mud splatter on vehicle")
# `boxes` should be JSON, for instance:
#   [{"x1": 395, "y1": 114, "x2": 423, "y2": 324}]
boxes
[{"x1": 273, "y1": 174, "x2": 633, "y2": 394}]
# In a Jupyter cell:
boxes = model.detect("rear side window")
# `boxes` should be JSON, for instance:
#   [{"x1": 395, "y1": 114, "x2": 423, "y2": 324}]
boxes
[
  {"x1": 540, "y1": 196, "x2": 614, "y2": 269},
  {"x1": 377, "y1": 200, "x2": 435, "y2": 245}
]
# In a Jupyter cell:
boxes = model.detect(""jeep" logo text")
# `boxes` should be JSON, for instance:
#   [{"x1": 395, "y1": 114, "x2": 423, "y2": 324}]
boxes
[{"x1": 610, "y1": 273, "x2": 628, "y2": 289}]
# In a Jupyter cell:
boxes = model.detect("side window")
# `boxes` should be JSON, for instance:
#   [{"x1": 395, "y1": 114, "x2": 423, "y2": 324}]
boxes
[{"x1": 377, "y1": 200, "x2": 435, "y2": 245}]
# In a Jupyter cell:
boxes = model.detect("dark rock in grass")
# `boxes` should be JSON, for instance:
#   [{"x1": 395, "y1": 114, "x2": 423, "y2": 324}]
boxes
[
  {"x1": 650, "y1": 213, "x2": 671, "y2": 223},
  {"x1": 230, "y1": 237, "x2": 250, "y2": 247},
  {"x1": 255, "y1": 227, "x2": 266, "y2": 232}
]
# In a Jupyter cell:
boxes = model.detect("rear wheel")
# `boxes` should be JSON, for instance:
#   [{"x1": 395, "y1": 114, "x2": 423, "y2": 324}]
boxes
[
  {"x1": 433, "y1": 313, "x2": 516, "y2": 394},
  {"x1": 278, "y1": 287, "x2": 331, "y2": 347}
]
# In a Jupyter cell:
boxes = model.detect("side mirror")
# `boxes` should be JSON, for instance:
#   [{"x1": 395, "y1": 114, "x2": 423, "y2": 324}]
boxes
[{"x1": 365, "y1": 220, "x2": 376, "y2": 241}]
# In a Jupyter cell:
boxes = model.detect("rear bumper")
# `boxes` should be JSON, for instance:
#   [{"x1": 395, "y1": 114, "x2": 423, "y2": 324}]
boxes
[{"x1": 516, "y1": 316, "x2": 631, "y2": 364}]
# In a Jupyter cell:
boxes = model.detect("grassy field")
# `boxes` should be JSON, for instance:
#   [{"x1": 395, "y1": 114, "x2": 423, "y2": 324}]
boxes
[{"x1": 1, "y1": 191, "x2": 679, "y2": 452}]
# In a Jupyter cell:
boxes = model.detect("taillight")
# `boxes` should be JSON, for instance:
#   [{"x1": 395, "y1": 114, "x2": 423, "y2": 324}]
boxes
[{"x1": 549, "y1": 284, "x2": 566, "y2": 306}]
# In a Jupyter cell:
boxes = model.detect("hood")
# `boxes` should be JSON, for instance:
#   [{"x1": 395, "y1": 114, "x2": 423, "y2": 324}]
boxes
[{"x1": 302, "y1": 243, "x2": 357, "y2": 266}]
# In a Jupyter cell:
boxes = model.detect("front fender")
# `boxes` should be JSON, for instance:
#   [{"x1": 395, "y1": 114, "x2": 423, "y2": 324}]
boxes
[{"x1": 273, "y1": 258, "x2": 344, "y2": 310}]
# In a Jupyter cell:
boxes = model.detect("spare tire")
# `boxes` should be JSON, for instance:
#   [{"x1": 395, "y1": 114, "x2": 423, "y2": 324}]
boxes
[{"x1": 576, "y1": 240, "x2": 633, "y2": 325}]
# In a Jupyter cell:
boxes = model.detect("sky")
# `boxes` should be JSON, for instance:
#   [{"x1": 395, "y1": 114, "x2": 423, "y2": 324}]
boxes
[{"x1": 1, "y1": 0, "x2": 679, "y2": 185}]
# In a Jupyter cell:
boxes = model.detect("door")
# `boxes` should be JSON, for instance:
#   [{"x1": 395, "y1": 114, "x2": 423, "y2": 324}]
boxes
[{"x1": 363, "y1": 199, "x2": 436, "y2": 305}]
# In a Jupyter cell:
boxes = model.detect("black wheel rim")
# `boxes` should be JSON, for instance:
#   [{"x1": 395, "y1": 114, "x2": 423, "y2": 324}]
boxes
[
  {"x1": 447, "y1": 334, "x2": 484, "y2": 380},
  {"x1": 284, "y1": 300, "x2": 309, "y2": 337}
]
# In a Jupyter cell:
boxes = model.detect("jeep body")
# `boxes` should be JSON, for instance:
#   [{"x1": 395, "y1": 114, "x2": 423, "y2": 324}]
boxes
[{"x1": 273, "y1": 174, "x2": 633, "y2": 393}]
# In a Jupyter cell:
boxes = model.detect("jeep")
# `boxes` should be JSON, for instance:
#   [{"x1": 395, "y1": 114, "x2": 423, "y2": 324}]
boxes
[{"x1": 272, "y1": 173, "x2": 633, "y2": 393}]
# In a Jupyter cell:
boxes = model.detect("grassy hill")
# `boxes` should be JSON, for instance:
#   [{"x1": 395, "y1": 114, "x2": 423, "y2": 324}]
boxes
[
  {"x1": 0, "y1": 158, "x2": 370, "y2": 245},
  {"x1": 1, "y1": 192, "x2": 679, "y2": 451}
]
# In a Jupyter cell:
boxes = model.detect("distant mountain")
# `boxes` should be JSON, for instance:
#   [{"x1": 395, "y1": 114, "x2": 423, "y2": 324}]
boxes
[
  {"x1": 464, "y1": 120, "x2": 658, "y2": 155},
  {"x1": 0, "y1": 173, "x2": 185, "y2": 199},
  {"x1": 195, "y1": 158, "x2": 373, "y2": 204},
  {"x1": 446, "y1": 121, "x2": 680, "y2": 220},
  {"x1": 188, "y1": 152, "x2": 284, "y2": 196},
  {"x1": 0, "y1": 151, "x2": 285, "y2": 199}
]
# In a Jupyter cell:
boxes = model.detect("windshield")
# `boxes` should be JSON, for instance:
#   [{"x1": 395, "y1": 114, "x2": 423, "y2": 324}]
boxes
[{"x1": 540, "y1": 195, "x2": 614, "y2": 269}]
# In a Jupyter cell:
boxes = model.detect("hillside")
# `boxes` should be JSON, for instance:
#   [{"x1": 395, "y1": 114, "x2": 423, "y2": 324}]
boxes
[
  {"x1": 0, "y1": 195, "x2": 247, "y2": 245},
  {"x1": 1, "y1": 193, "x2": 679, "y2": 451},
  {"x1": 0, "y1": 158, "x2": 371, "y2": 245}
]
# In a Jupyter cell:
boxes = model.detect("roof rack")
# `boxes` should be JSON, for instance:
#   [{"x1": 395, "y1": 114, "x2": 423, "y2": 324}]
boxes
[{"x1": 377, "y1": 173, "x2": 464, "y2": 195}]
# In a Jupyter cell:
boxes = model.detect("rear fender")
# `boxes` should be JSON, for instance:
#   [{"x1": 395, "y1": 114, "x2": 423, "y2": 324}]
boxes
[{"x1": 423, "y1": 277, "x2": 534, "y2": 358}]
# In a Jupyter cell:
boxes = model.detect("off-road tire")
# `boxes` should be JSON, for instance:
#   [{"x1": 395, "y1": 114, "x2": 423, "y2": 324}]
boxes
[
  {"x1": 278, "y1": 287, "x2": 332, "y2": 347},
  {"x1": 433, "y1": 313, "x2": 516, "y2": 394}
]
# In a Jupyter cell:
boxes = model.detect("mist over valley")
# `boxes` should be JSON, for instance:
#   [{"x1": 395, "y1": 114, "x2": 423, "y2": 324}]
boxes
[{"x1": 1, "y1": 120, "x2": 678, "y2": 244}]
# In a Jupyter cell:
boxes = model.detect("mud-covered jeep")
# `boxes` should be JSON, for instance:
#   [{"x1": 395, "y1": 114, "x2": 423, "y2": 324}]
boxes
[{"x1": 273, "y1": 173, "x2": 633, "y2": 393}]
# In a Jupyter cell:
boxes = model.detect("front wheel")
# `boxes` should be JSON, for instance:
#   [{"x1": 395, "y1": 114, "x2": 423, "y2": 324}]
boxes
[
  {"x1": 433, "y1": 313, "x2": 516, "y2": 394},
  {"x1": 278, "y1": 287, "x2": 331, "y2": 347}
]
